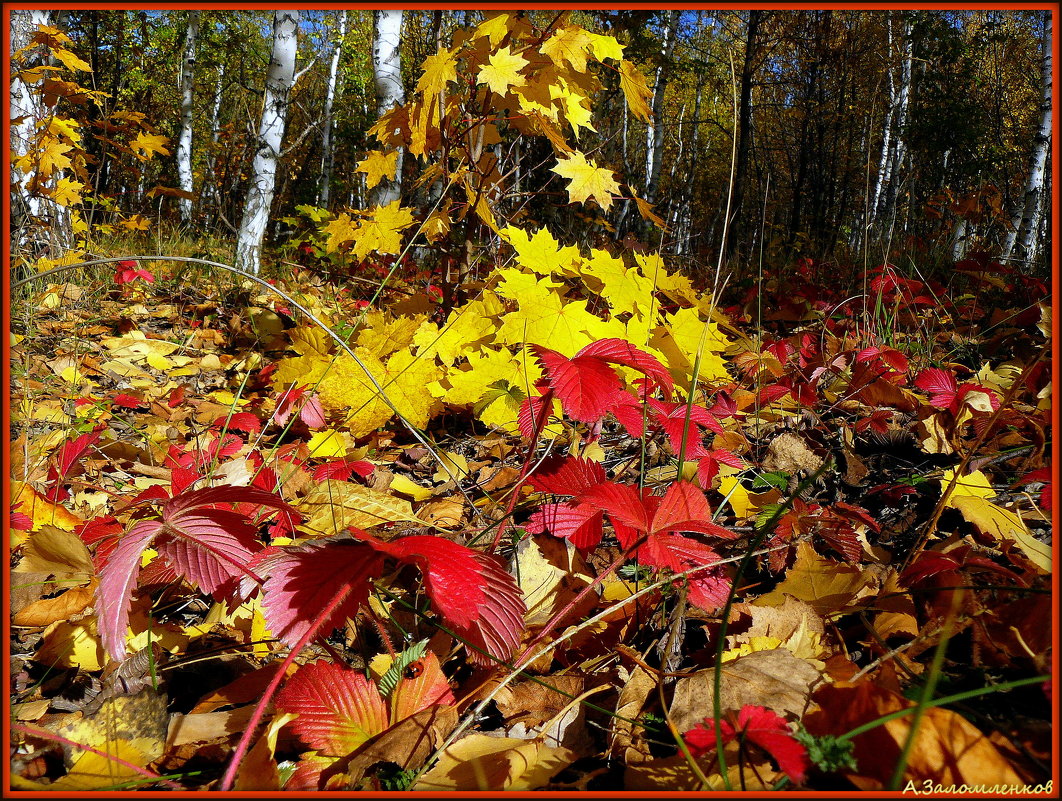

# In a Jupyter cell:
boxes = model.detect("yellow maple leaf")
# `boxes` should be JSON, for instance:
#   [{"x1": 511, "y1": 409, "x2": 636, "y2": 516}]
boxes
[
  {"x1": 47, "y1": 116, "x2": 82, "y2": 144},
  {"x1": 443, "y1": 346, "x2": 521, "y2": 407},
  {"x1": 355, "y1": 311, "x2": 426, "y2": 358},
  {"x1": 51, "y1": 177, "x2": 84, "y2": 206},
  {"x1": 354, "y1": 201, "x2": 416, "y2": 259},
  {"x1": 413, "y1": 294, "x2": 503, "y2": 365},
  {"x1": 580, "y1": 248, "x2": 654, "y2": 317},
  {"x1": 37, "y1": 139, "x2": 73, "y2": 176},
  {"x1": 540, "y1": 25, "x2": 592, "y2": 72},
  {"x1": 322, "y1": 213, "x2": 360, "y2": 252},
  {"x1": 53, "y1": 47, "x2": 91, "y2": 72},
  {"x1": 552, "y1": 151, "x2": 621, "y2": 211},
  {"x1": 497, "y1": 292, "x2": 598, "y2": 357},
  {"x1": 619, "y1": 60, "x2": 653, "y2": 122},
  {"x1": 130, "y1": 131, "x2": 171, "y2": 158},
  {"x1": 474, "y1": 13, "x2": 513, "y2": 46},
  {"x1": 478, "y1": 45, "x2": 528, "y2": 95},
  {"x1": 587, "y1": 32, "x2": 625, "y2": 61},
  {"x1": 417, "y1": 47, "x2": 458, "y2": 97},
  {"x1": 501, "y1": 225, "x2": 581, "y2": 277},
  {"x1": 356, "y1": 150, "x2": 399, "y2": 191}
]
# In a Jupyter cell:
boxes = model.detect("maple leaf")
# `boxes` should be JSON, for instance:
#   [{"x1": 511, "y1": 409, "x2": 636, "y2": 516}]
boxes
[
  {"x1": 37, "y1": 139, "x2": 74, "y2": 176},
  {"x1": 552, "y1": 151, "x2": 621, "y2": 211},
  {"x1": 355, "y1": 149, "x2": 399, "y2": 191},
  {"x1": 618, "y1": 59, "x2": 653, "y2": 121},
  {"x1": 685, "y1": 705, "x2": 810, "y2": 784},
  {"x1": 51, "y1": 177, "x2": 85, "y2": 206},
  {"x1": 130, "y1": 131, "x2": 171, "y2": 158},
  {"x1": 478, "y1": 45, "x2": 529, "y2": 95},
  {"x1": 353, "y1": 201, "x2": 416, "y2": 259},
  {"x1": 540, "y1": 25, "x2": 592, "y2": 72},
  {"x1": 416, "y1": 47, "x2": 458, "y2": 97},
  {"x1": 96, "y1": 486, "x2": 298, "y2": 661}
]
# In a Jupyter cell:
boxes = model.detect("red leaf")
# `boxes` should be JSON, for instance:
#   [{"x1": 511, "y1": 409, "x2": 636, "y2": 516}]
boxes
[
  {"x1": 533, "y1": 345, "x2": 624, "y2": 423},
  {"x1": 576, "y1": 338, "x2": 674, "y2": 396},
  {"x1": 96, "y1": 518, "x2": 164, "y2": 661},
  {"x1": 525, "y1": 502, "x2": 604, "y2": 551},
  {"x1": 312, "y1": 459, "x2": 375, "y2": 482},
  {"x1": 112, "y1": 393, "x2": 145, "y2": 408},
  {"x1": 517, "y1": 389, "x2": 553, "y2": 439},
  {"x1": 914, "y1": 368, "x2": 958, "y2": 409},
  {"x1": 527, "y1": 456, "x2": 607, "y2": 497},
  {"x1": 259, "y1": 538, "x2": 385, "y2": 647},
  {"x1": 97, "y1": 485, "x2": 297, "y2": 661},
  {"x1": 300, "y1": 394, "x2": 326, "y2": 428},
  {"x1": 532, "y1": 338, "x2": 673, "y2": 424},
  {"x1": 686, "y1": 705, "x2": 809, "y2": 784},
  {"x1": 389, "y1": 651, "x2": 455, "y2": 724},
  {"x1": 216, "y1": 412, "x2": 262, "y2": 433},
  {"x1": 275, "y1": 661, "x2": 389, "y2": 756},
  {"x1": 365, "y1": 535, "x2": 526, "y2": 666}
]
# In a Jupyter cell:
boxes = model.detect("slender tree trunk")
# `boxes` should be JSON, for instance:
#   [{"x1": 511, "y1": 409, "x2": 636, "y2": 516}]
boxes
[
  {"x1": 724, "y1": 9, "x2": 762, "y2": 262},
  {"x1": 235, "y1": 10, "x2": 298, "y2": 274},
  {"x1": 1004, "y1": 11, "x2": 1052, "y2": 267},
  {"x1": 869, "y1": 18, "x2": 895, "y2": 229},
  {"x1": 370, "y1": 10, "x2": 404, "y2": 207},
  {"x1": 176, "y1": 11, "x2": 199, "y2": 224},
  {"x1": 879, "y1": 16, "x2": 912, "y2": 230},
  {"x1": 645, "y1": 9, "x2": 680, "y2": 206},
  {"x1": 201, "y1": 66, "x2": 225, "y2": 225},
  {"x1": 10, "y1": 9, "x2": 53, "y2": 252},
  {"x1": 318, "y1": 10, "x2": 347, "y2": 208}
]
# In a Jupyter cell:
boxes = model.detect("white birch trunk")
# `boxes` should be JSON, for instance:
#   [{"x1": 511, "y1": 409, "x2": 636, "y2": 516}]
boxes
[
  {"x1": 235, "y1": 10, "x2": 298, "y2": 275},
  {"x1": 318, "y1": 10, "x2": 347, "y2": 208},
  {"x1": 644, "y1": 10, "x2": 680, "y2": 205},
  {"x1": 1004, "y1": 12, "x2": 1052, "y2": 266},
  {"x1": 869, "y1": 19, "x2": 895, "y2": 228},
  {"x1": 10, "y1": 9, "x2": 52, "y2": 247},
  {"x1": 880, "y1": 18, "x2": 912, "y2": 227},
  {"x1": 176, "y1": 11, "x2": 199, "y2": 224},
  {"x1": 370, "y1": 10, "x2": 404, "y2": 208}
]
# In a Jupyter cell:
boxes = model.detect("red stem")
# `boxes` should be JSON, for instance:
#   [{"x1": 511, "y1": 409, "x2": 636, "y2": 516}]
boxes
[
  {"x1": 217, "y1": 583, "x2": 352, "y2": 791},
  {"x1": 12, "y1": 724, "x2": 184, "y2": 790},
  {"x1": 489, "y1": 388, "x2": 555, "y2": 553}
]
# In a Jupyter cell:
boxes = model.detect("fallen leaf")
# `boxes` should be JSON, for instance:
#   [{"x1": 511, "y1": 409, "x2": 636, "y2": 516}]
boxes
[{"x1": 414, "y1": 734, "x2": 577, "y2": 791}]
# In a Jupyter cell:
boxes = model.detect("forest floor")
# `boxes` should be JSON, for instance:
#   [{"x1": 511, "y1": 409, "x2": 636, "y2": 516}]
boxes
[{"x1": 8, "y1": 245, "x2": 1054, "y2": 791}]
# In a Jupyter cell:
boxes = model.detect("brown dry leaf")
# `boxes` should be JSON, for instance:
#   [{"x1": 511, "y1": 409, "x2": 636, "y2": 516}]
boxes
[
  {"x1": 15, "y1": 524, "x2": 95, "y2": 578},
  {"x1": 234, "y1": 711, "x2": 297, "y2": 791},
  {"x1": 610, "y1": 665, "x2": 656, "y2": 764},
  {"x1": 477, "y1": 463, "x2": 521, "y2": 492},
  {"x1": 516, "y1": 535, "x2": 595, "y2": 628},
  {"x1": 14, "y1": 581, "x2": 97, "y2": 627},
  {"x1": 419, "y1": 497, "x2": 466, "y2": 529},
  {"x1": 340, "y1": 705, "x2": 458, "y2": 789},
  {"x1": 754, "y1": 542, "x2": 878, "y2": 615},
  {"x1": 495, "y1": 674, "x2": 586, "y2": 729},
  {"x1": 762, "y1": 432, "x2": 825, "y2": 474},
  {"x1": 805, "y1": 682, "x2": 1025, "y2": 788},
  {"x1": 167, "y1": 706, "x2": 257, "y2": 747},
  {"x1": 414, "y1": 734, "x2": 577, "y2": 791},
  {"x1": 669, "y1": 649, "x2": 824, "y2": 734}
]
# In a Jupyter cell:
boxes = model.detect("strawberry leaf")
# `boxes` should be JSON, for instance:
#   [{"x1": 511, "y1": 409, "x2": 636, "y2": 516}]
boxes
[
  {"x1": 528, "y1": 456, "x2": 607, "y2": 496},
  {"x1": 525, "y1": 501, "x2": 604, "y2": 551},
  {"x1": 914, "y1": 368, "x2": 958, "y2": 409},
  {"x1": 532, "y1": 344, "x2": 624, "y2": 423},
  {"x1": 258, "y1": 537, "x2": 385, "y2": 647},
  {"x1": 364, "y1": 534, "x2": 526, "y2": 666},
  {"x1": 96, "y1": 518, "x2": 163, "y2": 661},
  {"x1": 275, "y1": 661, "x2": 389, "y2": 756}
]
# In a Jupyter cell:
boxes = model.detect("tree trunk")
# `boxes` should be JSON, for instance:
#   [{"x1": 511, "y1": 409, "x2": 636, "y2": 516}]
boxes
[
  {"x1": 879, "y1": 16, "x2": 912, "y2": 231},
  {"x1": 176, "y1": 11, "x2": 199, "y2": 224},
  {"x1": 318, "y1": 10, "x2": 347, "y2": 208},
  {"x1": 1004, "y1": 11, "x2": 1051, "y2": 267},
  {"x1": 201, "y1": 65, "x2": 225, "y2": 225},
  {"x1": 645, "y1": 10, "x2": 680, "y2": 206},
  {"x1": 869, "y1": 18, "x2": 895, "y2": 229},
  {"x1": 724, "y1": 9, "x2": 762, "y2": 262},
  {"x1": 10, "y1": 9, "x2": 53, "y2": 253},
  {"x1": 370, "y1": 10, "x2": 405, "y2": 207},
  {"x1": 235, "y1": 10, "x2": 299, "y2": 275}
]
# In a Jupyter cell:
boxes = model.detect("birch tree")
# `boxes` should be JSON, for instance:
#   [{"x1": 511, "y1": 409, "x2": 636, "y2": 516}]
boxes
[
  {"x1": 235, "y1": 10, "x2": 298, "y2": 274},
  {"x1": 370, "y1": 10, "x2": 404, "y2": 207},
  {"x1": 644, "y1": 10, "x2": 680, "y2": 206},
  {"x1": 10, "y1": 9, "x2": 53, "y2": 250},
  {"x1": 317, "y1": 10, "x2": 347, "y2": 208},
  {"x1": 1003, "y1": 11, "x2": 1052, "y2": 267},
  {"x1": 175, "y1": 11, "x2": 199, "y2": 224}
]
